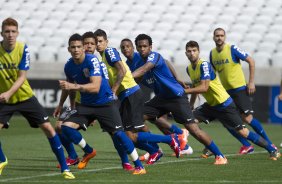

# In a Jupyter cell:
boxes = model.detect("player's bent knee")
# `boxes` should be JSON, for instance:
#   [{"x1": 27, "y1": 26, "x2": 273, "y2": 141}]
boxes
[
  {"x1": 39, "y1": 122, "x2": 56, "y2": 138},
  {"x1": 242, "y1": 114, "x2": 253, "y2": 124},
  {"x1": 237, "y1": 127, "x2": 249, "y2": 138}
]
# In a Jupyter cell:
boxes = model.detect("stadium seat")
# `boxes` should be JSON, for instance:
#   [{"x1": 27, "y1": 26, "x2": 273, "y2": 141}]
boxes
[
  {"x1": 271, "y1": 53, "x2": 282, "y2": 67},
  {"x1": 256, "y1": 42, "x2": 276, "y2": 54},
  {"x1": 97, "y1": 21, "x2": 118, "y2": 35},
  {"x1": 243, "y1": 33, "x2": 262, "y2": 45},
  {"x1": 171, "y1": 0, "x2": 191, "y2": 6},
  {"x1": 160, "y1": 39, "x2": 180, "y2": 52},
  {"x1": 152, "y1": 22, "x2": 173, "y2": 33},
  {"x1": 115, "y1": 21, "x2": 136, "y2": 33},
  {"x1": 173, "y1": 50, "x2": 187, "y2": 66},
  {"x1": 122, "y1": 12, "x2": 142, "y2": 23},
  {"x1": 87, "y1": 11, "x2": 105, "y2": 23},
  {"x1": 134, "y1": 21, "x2": 154, "y2": 33},
  {"x1": 221, "y1": 6, "x2": 240, "y2": 16},
  {"x1": 103, "y1": 12, "x2": 125, "y2": 23},
  {"x1": 37, "y1": 47, "x2": 57, "y2": 63},
  {"x1": 128, "y1": 4, "x2": 147, "y2": 14},
  {"x1": 2, "y1": 1, "x2": 20, "y2": 11},
  {"x1": 254, "y1": 15, "x2": 273, "y2": 26},
  {"x1": 166, "y1": 5, "x2": 185, "y2": 16},
  {"x1": 239, "y1": 41, "x2": 257, "y2": 56},
  {"x1": 57, "y1": 47, "x2": 70, "y2": 63},
  {"x1": 67, "y1": 11, "x2": 87, "y2": 22},
  {"x1": 252, "y1": 52, "x2": 271, "y2": 67},
  {"x1": 262, "y1": 33, "x2": 281, "y2": 44},
  {"x1": 215, "y1": 15, "x2": 235, "y2": 27},
  {"x1": 141, "y1": 13, "x2": 161, "y2": 24},
  {"x1": 167, "y1": 31, "x2": 186, "y2": 42},
  {"x1": 248, "y1": 24, "x2": 267, "y2": 35},
  {"x1": 109, "y1": 29, "x2": 130, "y2": 42},
  {"x1": 159, "y1": 13, "x2": 179, "y2": 24},
  {"x1": 185, "y1": 32, "x2": 205, "y2": 42}
]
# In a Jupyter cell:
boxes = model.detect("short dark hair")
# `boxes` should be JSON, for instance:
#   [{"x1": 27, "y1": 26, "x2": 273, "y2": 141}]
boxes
[
  {"x1": 121, "y1": 38, "x2": 132, "y2": 43},
  {"x1": 135, "y1": 34, "x2": 152, "y2": 47},
  {"x1": 82, "y1": 31, "x2": 95, "y2": 40},
  {"x1": 93, "y1": 29, "x2": 107, "y2": 40},
  {"x1": 2, "y1": 17, "x2": 18, "y2": 31},
  {"x1": 213, "y1": 27, "x2": 226, "y2": 36},
  {"x1": 185, "y1": 40, "x2": 200, "y2": 50},
  {"x1": 68, "y1": 33, "x2": 83, "y2": 46}
]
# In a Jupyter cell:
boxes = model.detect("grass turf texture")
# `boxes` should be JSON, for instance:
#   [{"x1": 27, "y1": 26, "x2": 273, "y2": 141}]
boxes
[{"x1": 0, "y1": 116, "x2": 281, "y2": 183}]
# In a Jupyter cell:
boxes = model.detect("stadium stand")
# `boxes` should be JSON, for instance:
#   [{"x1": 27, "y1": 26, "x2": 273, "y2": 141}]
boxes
[{"x1": 0, "y1": 0, "x2": 281, "y2": 68}]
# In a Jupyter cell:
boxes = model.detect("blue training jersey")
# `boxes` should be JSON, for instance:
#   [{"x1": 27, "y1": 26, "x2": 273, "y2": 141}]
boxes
[
  {"x1": 126, "y1": 52, "x2": 145, "y2": 72},
  {"x1": 64, "y1": 53, "x2": 114, "y2": 106},
  {"x1": 139, "y1": 51, "x2": 184, "y2": 98}
]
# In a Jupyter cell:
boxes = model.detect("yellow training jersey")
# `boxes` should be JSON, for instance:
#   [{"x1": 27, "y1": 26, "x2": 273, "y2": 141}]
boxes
[
  {"x1": 101, "y1": 48, "x2": 137, "y2": 95},
  {"x1": 210, "y1": 44, "x2": 246, "y2": 90},
  {"x1": 187, "y1": 59, "x2": 230, "y2": 106},
  {"x1": 0, "y1": 42, "x2": 33, "y2": 104}
]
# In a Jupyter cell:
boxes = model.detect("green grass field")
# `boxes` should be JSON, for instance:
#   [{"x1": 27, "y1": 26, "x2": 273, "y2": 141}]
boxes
[{"x1": 0, "y1": 116, "x2": 281, "y2": 184}]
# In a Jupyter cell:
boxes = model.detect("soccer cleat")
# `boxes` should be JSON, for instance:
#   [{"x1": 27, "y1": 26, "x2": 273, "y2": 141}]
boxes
[
  {"x1": 238, "y1": 145, "x2": 254, "y2": 155},
  {"x1": 201, "y1": 148, "x2": 214, "y2": 158},
  {"x1": 122, "y1": 163, "x2": 134, "y2": 171},
  {"x1": 132, "y1": 166, "x2": 146, "y2": 175},
  {"x1": 0, "y1": 157, "x2": 8, "y2": 175},
  {"x1": 178, "y1": 129, "x2": 189, "y2": 150},
  {"x1": 146, "y1": 150, "x2": 163, "y2": 165},
  {"x1": 180, "y1": 146, "x2": 193, "y2": 155},
  {"x1": 269, "y1": 150, "x2": 281, "y2": 161},
  {"x1": 214, "y1": 156, "x2": 228, "y2": 165},
  {"x1": 57, "y1": 157, "x2": 80, "y2": 168},
  {"x1": 62, "y1": 170, "x2": 75, "y2": 179},
  {"x1": 170, "y1": 134, "x2": 180, "y2": 158},
  {"x1": 139, "y1": 152, "x2": 150, "y2": 161},
  {"x1": 77, "y1": 149, "x2": 97, "y2": 169},
  {"x1": 172, "y1": 145, "x2": 193, "y2": 157}
]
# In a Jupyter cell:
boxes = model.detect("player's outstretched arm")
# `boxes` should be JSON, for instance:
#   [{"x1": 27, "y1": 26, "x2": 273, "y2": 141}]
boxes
[{"x1": 245, "y1": 56, "x2": 256, "y2": 95}]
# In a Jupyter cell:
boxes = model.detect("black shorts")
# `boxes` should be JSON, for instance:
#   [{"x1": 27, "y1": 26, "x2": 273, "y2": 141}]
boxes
[
  {"x1": 229, "y1": 90, "x2": 253, "y2": 115},
  {"x1": 193, "y1": 102, "x2": 245, "y2": 130},
  {"x1": 0, "y1": 96, "x2": 49, "y2": 128},
  {"x1": 63, "y1": 101, "x2": 124, "y2": 132},
  {"x1": 144, "y1": 95, "x2": 195, "y2": 125},
  {"x1": 119, "y1": 89, "x2": 145, "y2": 131}
]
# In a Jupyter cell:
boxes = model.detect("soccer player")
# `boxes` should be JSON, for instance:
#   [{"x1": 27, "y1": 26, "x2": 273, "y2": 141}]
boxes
[
  {"x1": 120, "y1": 38, "x2": 193, "y2": 159},
  {"x1": 132, "y1": 34, "x2": 226, "y2": 165},
  {"x1": 208, "y1": 27, "x2": 276, "y2": 155},
  {"x1": 93, "y1": 29, "x2": 181, "y2": 166},
  {"x1": 0, "y1": 18, "x2": 75, "y2": 179},
  {"x1": 53, "y1": 31, "x2": 97, "y2": 168},
  {"x1": 184, "y1": 40, "x2": 281, "y2": 160},
  {"x1": 59, "y1": 33, "x2": 146, "y2": 174}
]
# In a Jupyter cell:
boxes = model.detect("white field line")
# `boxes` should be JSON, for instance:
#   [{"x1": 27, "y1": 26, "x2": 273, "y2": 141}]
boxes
[{"x1": 0, "y1": 151, "x2": 278, "y2": 183}]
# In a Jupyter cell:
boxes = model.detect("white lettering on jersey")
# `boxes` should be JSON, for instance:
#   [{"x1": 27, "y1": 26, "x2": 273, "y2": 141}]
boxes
[
  {"x1": 107, "y1": 48, "x2": 117, "y2": 60},
  {"x1": 148, "y1": 53, "x2": 155, "y2": 62},
  {"x1": 25, "y1": 47, "x2": 30, "y2": 68},
  {"x1": 202, "y1": 62, "x2": 210, "y2": 77},
  {"x1": 92, "y1": 57, "x2": 100, "y2": 75},
  {"x1": 233, "y1": 45, "x2": 247, "y2": 57},
  {"x1": 100, "y1": 62, "x2": 109, "y2": 79}
]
